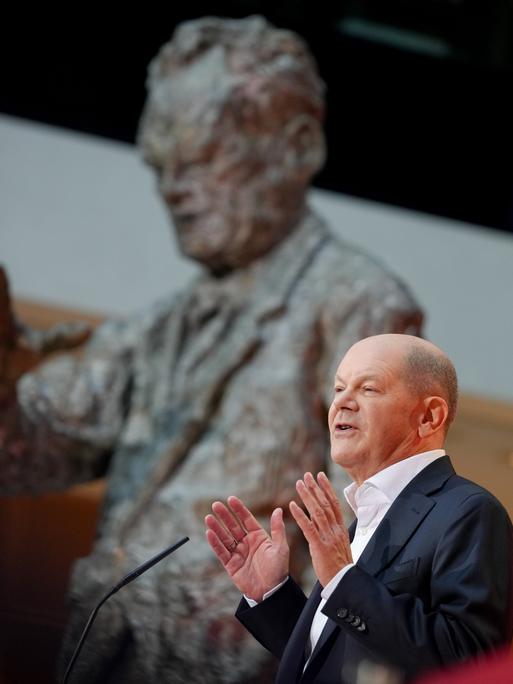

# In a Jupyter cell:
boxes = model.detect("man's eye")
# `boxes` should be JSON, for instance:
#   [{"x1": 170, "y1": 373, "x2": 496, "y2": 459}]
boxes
[{"x1": 363, "y1": 386, "x2": 376, "y2": 392}]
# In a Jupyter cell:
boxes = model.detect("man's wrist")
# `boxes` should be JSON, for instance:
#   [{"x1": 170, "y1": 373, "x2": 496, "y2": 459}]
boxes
[
  {"x1": 320, "y1": 564, "x2": 355, "y2": 601},
  {"x1": 244, "y1": 576, "x2": 289, "y2": 607}
]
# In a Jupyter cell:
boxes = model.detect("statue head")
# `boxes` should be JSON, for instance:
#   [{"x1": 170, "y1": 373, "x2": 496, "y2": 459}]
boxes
[{"x1": 137, "y1": 15, "x2": 326, "y2": 274}]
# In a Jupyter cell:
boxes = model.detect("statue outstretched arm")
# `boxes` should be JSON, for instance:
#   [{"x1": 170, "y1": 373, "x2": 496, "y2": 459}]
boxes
[{"x1": 0, "y1": 266, "x2": 133, "y2": 495}]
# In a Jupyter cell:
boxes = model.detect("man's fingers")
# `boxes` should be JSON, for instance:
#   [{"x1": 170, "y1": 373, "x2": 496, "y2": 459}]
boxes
[
  {"x1": 212, "y1": 500, "x2": 247, "y2": 541},
  {"x1": 205, "y1": 528, "x2": 231, "y2": 566},
  {"x1": 227, "y1": 496, "x2": 262, "y2": 534},
  {"x1": 304, "y1": 472, "x2": 338, "y2": 526},
  {"x1": 270, "y1": 507, "x2": 287, "y2": 549},
  {"x1": 296, "y1": 477, "x2": 332, "y2": 535},
  {"x1": 317, "y1": 471, "x2": 345, "y2": 526},
  {"x1": 289, "y1": 500, "x2": 317, "y2": 543},
  {"x1": 205, "y1": 512, "x2": 235, "y2": 550}
]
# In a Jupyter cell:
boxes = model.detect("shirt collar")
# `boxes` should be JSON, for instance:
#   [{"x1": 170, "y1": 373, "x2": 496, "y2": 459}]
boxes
[{"x1": 344, "y1": 449, "x2": 446, "y2": 516}]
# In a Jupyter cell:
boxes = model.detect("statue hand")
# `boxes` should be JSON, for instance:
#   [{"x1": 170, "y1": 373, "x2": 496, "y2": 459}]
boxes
[
  {"x1": 0, "y1": 266, "x2": 91, "y2": 392},
  {"x1": 205, "y1": 496, "x2": 290, "y2": 602}
]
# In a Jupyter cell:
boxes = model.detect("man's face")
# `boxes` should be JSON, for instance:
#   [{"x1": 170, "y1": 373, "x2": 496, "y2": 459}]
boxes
[
  {"x1": 139, "y1": 67, "x2": 307, "y2": 272},
  {"x1": 327, "y1": 339, "x2": 422, "y2": 484}
]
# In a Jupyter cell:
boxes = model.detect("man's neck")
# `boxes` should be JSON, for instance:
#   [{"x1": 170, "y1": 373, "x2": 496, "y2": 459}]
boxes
[{"x1": 349, "y1": 444, "x2": 446, "y2": 487}]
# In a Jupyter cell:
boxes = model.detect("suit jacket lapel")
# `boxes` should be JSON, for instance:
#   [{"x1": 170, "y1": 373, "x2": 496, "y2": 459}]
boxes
[
  {"x1": 275, "y1": 583, "x2": 323, "y2": 684},
  {"x1": 297, "y1": 520, "x2": 358, "y2": 678},
  {"x1": 357, "y1": 456, "x2": 455, "y2": 576},
  {"x1": 276, "y1": 520, "x2": 356, "y2": 684},
  {"x1": 348, "y1": 518, "x2": 357, "y2": 543}
]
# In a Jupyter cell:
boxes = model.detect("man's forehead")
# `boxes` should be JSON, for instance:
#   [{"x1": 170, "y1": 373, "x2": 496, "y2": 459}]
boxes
[
  {"x1": 334, "y1": 367, "x2": 393, "y2": 384},
  {"x1": 336, "y1": 343, "x2": 406, "y2": 378}
]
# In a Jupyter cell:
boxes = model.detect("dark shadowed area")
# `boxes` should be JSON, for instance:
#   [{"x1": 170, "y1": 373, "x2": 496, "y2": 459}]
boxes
[{"x1": 2, "y1": 1, "x2": 513, "y2": 233}]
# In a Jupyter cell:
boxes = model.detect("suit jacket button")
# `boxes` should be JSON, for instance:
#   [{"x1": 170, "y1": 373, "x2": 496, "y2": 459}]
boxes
[
  {"x1": 351, "y1": 616, "x2": 361, "y2": 627},
  {"x1": 337, "y1": 608, "x2": 348, "y2": 619},
  {"x1": 345, "y1": 612, "x2": 355, "y2": 623},
  {"x1": 356, "y1": 621, "x2": 367, "y2": 632}
]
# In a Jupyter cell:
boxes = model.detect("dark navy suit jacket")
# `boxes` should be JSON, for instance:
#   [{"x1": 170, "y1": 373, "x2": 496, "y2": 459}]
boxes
[{"x1": 236, "y1": 457, "x2": 513, "y2": 683}]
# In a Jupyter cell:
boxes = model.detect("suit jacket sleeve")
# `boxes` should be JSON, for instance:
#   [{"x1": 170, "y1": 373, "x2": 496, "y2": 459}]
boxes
[
  {"x1": 322, "y1": 491, "x2": 513, "y2": 679},
  {"x1": 236, "y1": 577, "x2": 307, "y2": 659}
]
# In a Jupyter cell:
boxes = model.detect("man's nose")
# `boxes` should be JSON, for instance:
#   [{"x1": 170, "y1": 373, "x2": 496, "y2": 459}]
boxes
[{"x1": 332, "y1": 387, "x2": 358, "y2": 411}]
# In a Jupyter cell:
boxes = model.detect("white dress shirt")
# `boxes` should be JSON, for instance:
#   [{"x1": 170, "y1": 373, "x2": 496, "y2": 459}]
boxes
[{"x1": 305, "y1": 449, "x2": 446, "y2": 660}]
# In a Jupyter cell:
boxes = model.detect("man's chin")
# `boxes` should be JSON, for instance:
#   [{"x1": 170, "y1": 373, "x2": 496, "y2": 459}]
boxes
[{"x1": 330, "y1": 448, "x2": 359, "y2": 470}]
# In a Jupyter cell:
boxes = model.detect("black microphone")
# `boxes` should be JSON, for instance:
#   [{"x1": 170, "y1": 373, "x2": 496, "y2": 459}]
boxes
[{"x1": 63, "y1": 536, "x2": 190, "y2": 683}]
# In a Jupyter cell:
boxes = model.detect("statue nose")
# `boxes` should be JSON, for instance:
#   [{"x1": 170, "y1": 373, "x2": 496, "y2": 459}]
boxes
[
  {"x1": 164, "y1": 187, "x2": 191, "y2": 206},
  {"x1": 160, "y1": 175, "x2": 195, "y2": 207}
]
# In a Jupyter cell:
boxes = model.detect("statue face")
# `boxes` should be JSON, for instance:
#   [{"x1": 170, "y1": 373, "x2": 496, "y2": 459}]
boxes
[{"x1": 139, "y1": 59, "x2": 311, "y2": 272}]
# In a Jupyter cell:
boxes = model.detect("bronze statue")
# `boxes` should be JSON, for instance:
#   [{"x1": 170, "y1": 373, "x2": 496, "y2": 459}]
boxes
[{"x1": 0, "y1": 16, "x2": 422, "y2": 683}]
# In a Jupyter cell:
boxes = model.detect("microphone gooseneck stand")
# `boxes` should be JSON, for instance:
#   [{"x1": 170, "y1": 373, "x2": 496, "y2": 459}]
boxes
[{"x1": 62, "y1": 536, "x2": 190, "y2": 683}]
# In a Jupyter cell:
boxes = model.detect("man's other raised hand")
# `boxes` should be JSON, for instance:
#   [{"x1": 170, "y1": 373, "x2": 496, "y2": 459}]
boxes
[{"x1": 205, "y1": 496, "x2": 289, "y2": 602}]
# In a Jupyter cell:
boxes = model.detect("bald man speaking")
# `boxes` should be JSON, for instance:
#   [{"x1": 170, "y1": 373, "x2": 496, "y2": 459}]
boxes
[{"x1": 206, "y1": 335, "x2": 513, "y2": 683}]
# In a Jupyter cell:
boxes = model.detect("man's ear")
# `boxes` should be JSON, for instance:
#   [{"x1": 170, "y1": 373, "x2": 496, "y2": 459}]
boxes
[
  {"x1": 283, "y1": 114, "x2": 325, "y2": 178},
  {"x1": 418, "y1": 396, "x2": 449, "y2": 438}
]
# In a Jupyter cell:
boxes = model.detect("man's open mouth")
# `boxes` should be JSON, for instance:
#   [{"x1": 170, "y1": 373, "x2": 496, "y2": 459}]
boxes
[{"x1": 336, "y1": 423, "x2": 355, "y2": 432}]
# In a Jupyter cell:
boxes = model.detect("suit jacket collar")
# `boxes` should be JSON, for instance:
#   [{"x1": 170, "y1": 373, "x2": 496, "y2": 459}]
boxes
[
  {"x1": 298, "y1": 456, "x2": 455, "y2": 680},
  {"x1": 356, "y1": 455, "x2": 455, "y2": 576}
]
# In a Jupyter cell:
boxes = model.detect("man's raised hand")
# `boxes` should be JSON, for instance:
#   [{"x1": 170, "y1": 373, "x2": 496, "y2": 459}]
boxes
[
  {"x1": 289, "y1": 471, "x2": 352, "y2": 587},
  {"x1": 205, "y1": 496, "x2": 289, "y2": 602}
]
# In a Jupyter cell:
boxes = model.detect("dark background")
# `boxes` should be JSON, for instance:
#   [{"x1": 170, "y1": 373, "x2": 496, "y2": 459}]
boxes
[{"x1": 2, "y1": 1, "x2": 513, "y2": 233}]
